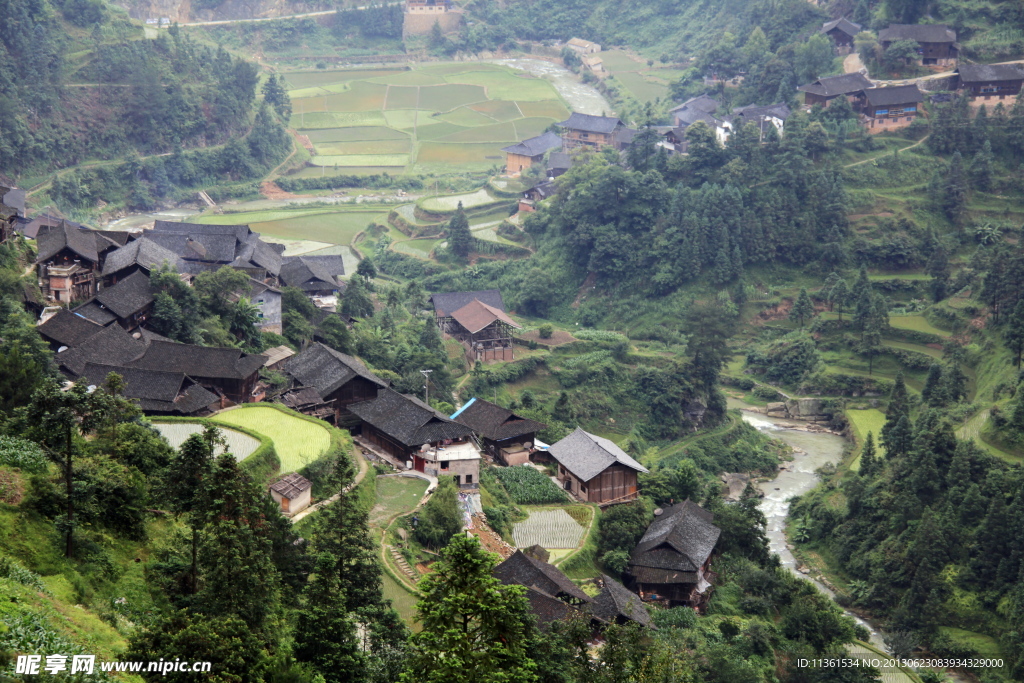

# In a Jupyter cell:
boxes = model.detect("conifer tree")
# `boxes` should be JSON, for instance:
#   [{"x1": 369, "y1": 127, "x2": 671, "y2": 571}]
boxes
[
  {"x1": 860, "y1": 432, "x2": 877, "y2": 477},
  {"x1": 942, "y1": 151, "x2": 969, "y2": 225},
  {"x1": 447, "y1": 202, "x2": 472, "y2": 259},
  {"x1": 790, "y1": 288, "x2": 814, "y2": 327},
  {"x1": 926, "y1": 240, "x2": 950, "y2": 302},
  {"x1": 294, "y1": 554, "x2": 365, "y2": 683},
  {"x1": 1006, "y1": 300, "x2": 1024, "y2": 367},
  {"x1": 883, "y1": 415, "x2": 913, "y2": 460},
  {"x1": 860, "y1": 325, "x2": 882, "y2": 375},
  {"x1": 970, "y1": 139, "x2": 994, "y2": 191},
  {"x1": 341, "y1": 276, "x2": 375, "y2": 318},
  {"x1": 830, "y1": 278, "x2": 850, "y2": 322},
  {"x1": 921, "y1": 363, "x2": 944, "y2": 406},
  {"x1": 401, "y1": 535, "x2": 539, "y2": 683},
  {"x1": 164, "y1": 428, "x2": 218, "y2": 594}
]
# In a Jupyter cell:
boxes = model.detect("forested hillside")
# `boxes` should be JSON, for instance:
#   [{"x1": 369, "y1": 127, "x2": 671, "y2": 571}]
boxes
[{"x1": 0, "y1": 0, "x2": 290, "y2": 187}]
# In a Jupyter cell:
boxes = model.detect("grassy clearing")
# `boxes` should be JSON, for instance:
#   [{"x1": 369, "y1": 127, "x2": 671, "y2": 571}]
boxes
[
  {"x1": 312, "y1": 154, "x2": 409, "y2": 167},
  {"x1": 937, "y1": 627, "x2": 1004, "y2": 658},
  {"x1": 252, "y1": 211, "x2": 384, "y2": 245},
  {"x1": 612, "y1": 70, "x2": 668, "y2": 102},
  {"x1": 846, "y1": 409, "x2": 887, "y2": 471},
  {"x1": 882, "y1": 339, "x2": 944, "y2": 358},
  {"x1": 213, "y1": 406, "x2": 330, "y2": 473},
  {"x1": 369, "y1": 476, "x2": 429, "y2": 528},
  {"x1": 888, "y1": 315, "x2": 951, "y2": 337}
]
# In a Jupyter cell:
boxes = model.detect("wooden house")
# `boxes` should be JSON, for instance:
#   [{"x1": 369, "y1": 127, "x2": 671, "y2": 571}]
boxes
[
  {"x1": 348, "y1": 387, "x2": 480, "y2": 486},
  {"x1": 140, "y1": 221, "x2": 283, "y2": 283},
  {"x1": 669, "y1": 95, "x2": 732, "y2": 143},
  {"x1": 270, "y1": 473, "x2": 312, "y2": 515},
  {"x1": 36, "y1": 309, "x2": 106, "y2": 352},
  {"x1": 797, "y1": 72, "x2": 873, "y2": 107},
  {"x1": 624, "y1": 499, "x2": 720, "y2": 608},
  {"x1": 501, "y1": 132, "x2": 563, "y2": 175},
  {"x1": 35, "y1": 222, "x2": 132, "y2": 303},
  {"x1": 451, "y1": 397, "x2": 546, "y2": 465},
  {"x1": 281, "y1": 342, "x2": 388, "y2": 427},
  {"x1": 126, "y1": 340, "x2": 266, "y2": 405},
  {"x1": 52, "y1": 323, "x2": 149, "y2": 378},
  {"x1": 72, "y1": 271, "x2": 154, "y2": 331},
  {"x1": 556, "y1": 113, "x2": 625, "y2": 150},
  {"x1": 279, "y1": 255, "x2": 346, "y2": 297},
  {"x1": 821, "y1": 17, "x2": 861, "y2": 53},
  {"x1": 547, "y1": 152, "x2": 573, "y2": 178},
  {"x1": 548, "y1": 427, "x2": 649, "y2": 505},
  {"x1": 582, "y1": 54, "x2": 605, "y2": 74},
  {"x1": 493, "y1": 551, "x2": 654, "y2": 629},
  {"x1": 731, "y1": 103, "x2": 791, "y2": 138},
  {"x1": 79, "y1": 362, "x2": 219, "y2": 416},
  {"x1": 444, "y1": 298, "x2": 521, "y2": 363},
  {"x1": 567, "y1": 37, "x2": 601, "y2": 54},
  {"x1": 0, "y1": 185, "x2": 24, "y2": 244},
  {"x1": 859, "y1": 84, "x2": 924, "y2": 132},
  {"x1": 261, "y1": 345, "x2": 296, "y2": 371},
  {"x1": 956, "y1": 64, "x2": 1024, "y2": 105},
  {"x1": 878, "y1": 24, "x2": 958, "y2": 67},
  {"x1": 101, "y1": 236, "x2": 184, "y2": 285}
]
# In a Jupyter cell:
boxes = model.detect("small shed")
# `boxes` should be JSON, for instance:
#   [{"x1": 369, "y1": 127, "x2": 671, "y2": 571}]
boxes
[{"x1": 270, "y1": 473, "x2": 313, "y2": 515}]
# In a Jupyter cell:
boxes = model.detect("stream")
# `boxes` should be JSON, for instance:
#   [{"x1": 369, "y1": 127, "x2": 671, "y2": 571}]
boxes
[{"x1": 727, "y1": 399, "x2": 891, "y2": 653}]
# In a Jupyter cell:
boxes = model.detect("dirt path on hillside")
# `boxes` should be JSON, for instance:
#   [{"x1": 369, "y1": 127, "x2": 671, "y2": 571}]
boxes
[{"x1": 843, "y1": 134, "x2": 930, "y2": 168}]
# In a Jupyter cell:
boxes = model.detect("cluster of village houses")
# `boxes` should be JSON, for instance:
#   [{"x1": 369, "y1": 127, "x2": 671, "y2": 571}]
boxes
[
  {"x1": 504, "y1": 19, "x2": 1023, "y2": 196},
  {"x1": 0, "y1": 192, "x2": 721, "y2": 623}
]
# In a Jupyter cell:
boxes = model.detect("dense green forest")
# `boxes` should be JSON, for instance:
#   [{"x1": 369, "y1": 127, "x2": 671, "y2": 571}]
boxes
[{"x1": 0, "y1": 0, "x2": 291, "y2": 189}]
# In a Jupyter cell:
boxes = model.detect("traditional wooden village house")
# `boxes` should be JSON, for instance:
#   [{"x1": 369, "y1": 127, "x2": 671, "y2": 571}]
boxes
[
  {"x1": 444, "y1": 298, "x2": 521, "y2": 363},
  {"x1": 546, "y1": 152, "x2": 573, "y2": 178},
  {"x1": 34, "y1": 222, "x2": 135, "y2": 303},
  {"x1": 670, "y1": 94, "x2": 719, "y2": 126},
  {"x1": 261, "y1": 345, "x2": 295, "y2": 372},
  {"x1": 280, "y1": 342, "x2": 388, "y2": 427},
  {"x1": 125, "y1": 340, "x2": 266, "y2": 405},
  {"x1": 451, "y1": 397, "x2": 546, "y2": 465},
  {"x1": 101, "y1": 236, "x2": 184, "y2": 285},
  {"x1": 557, "y1": 113, "x2": 625, "y2": 150},
  {"x1": 269, "y1": 473, "x2": 313, "y2": 515},
  {"x1": 279, "y1": 255, "x2": 346, "y2": 298},
  {"x1": 821, "y1": 17, "x2": 862, "y2": 54},
  {"x1": 36, "y1": 309, "x2": 106, "y2": 351},
  {"x1": 582, "y1": 54, "x2": 606, "y2": 74},
  {"x1": 501, "y1": 132, "x2": 563, "y2": 175},
  {"x1": 566, "y1": 38, "x2": 601, "y2": 54},
  {"x1": 956, "y1": 64, "x2": 1024, "y2": 105},
  {"x1": 79, "y1": 362, "x2": 220, "y2": 416},
  {"x1": 72, "y1": 271, "x2": 154, "y2": 331},
  {"x1": 860, "y1": 84, "x2": 924, "y2": 132},
  {"x1": 548, "y1": 427, "x2": 649, "y2": 505},
  {"x1": 519, "y1": 181, "x2": 559, "y2": 212},
  {"x1": 731, "y1": 103, "x2": 791, "y2": 137},
  {"x1": 18, "y1": 214, "x2": 79, "y2": 241},
  {"x1": 0, "y1": 185, "x2": 24, "y2": 244},
  {"x1": 348, "y1": 387, "x2": 479, "y2": 486},
  {"x1": 493, "y1": 551, "x2": 654, "y2": 629},
  {"x1": 143, "y1": 221, "x2": 283, "y2": 283},
  {"x1": 624, "y1": 499, "x2": 720, "y2": 608},
  {"x1": 246, "y1": 280, "x2": 283, "y2": 334},
  {"x1": 53, "y1": 323, "x2": 150, "y2": 377},
  {"x1": 430, "y1": 289, "x2": 504, "y2": 321},
  {"x1": 797, "y1": 72, "x2": 873, "y2": 108},
  {"x1": 878, "y1": 24, "x2": 958, "y2": 66}
]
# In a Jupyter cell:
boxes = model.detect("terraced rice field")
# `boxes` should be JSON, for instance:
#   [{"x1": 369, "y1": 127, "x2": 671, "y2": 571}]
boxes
[
  {"x1": 846, "y1": 409, "x2": 887, "y2": 471},
  {"x1": 392, "y1": 238, "x2": 441, "y2": 258},
  {"x1": 888, "y1": 315, "x2": 951, "y2": 337},
  {"x1": 420, "y1": 188, "x2": 497, "y2": 212},
  {"x1": 151, "y1": 422, "x2": 260, "y2": 461},
  {"x1": 197, "y1": 209, "x2": 383, "y2": 246},
  {"x1": 213, "y1": 406, "x2": 331, "y2": 473},
  {"x1": 284, "y1": 62, "x2": 568, "y2": 172},
  {"x1": 512, "y1": 508, "x2": 586, "y2": 549}
]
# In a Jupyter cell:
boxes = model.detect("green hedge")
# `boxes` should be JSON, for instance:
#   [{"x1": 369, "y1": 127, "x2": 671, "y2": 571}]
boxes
[{"x1": 277, "y1": 174, "x2": 425, "y2": 192}]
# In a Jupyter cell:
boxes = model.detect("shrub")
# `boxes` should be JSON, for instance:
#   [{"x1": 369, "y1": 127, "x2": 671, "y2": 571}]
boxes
[
  {"x1": 493, "y1": 466, "x2": 567, "y2": 505},
  {"x1": 653, "y1": 606, "x2": 697, "y2": 629},
  {"x1": 0, "y1": 437, "x2": 49, "y2": 474},
  {"x1": 538, "y1": 323, "x2": 554, "y2": 339}
]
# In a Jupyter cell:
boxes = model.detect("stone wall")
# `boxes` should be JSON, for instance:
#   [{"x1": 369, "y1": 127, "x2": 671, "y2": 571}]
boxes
[{"x1": 765, "y1": 398, "x2": 831, "y2": 422}]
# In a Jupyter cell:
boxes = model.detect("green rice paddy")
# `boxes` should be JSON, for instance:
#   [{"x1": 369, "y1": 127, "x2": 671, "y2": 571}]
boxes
[
  {"x1": 887, "y1": 315, "x2": 952, "y2": 337},
  {"x1": 195, "y1": 209, "x2": 383, "y2": 246},
  {"x1": 213, "y1": 406, "x2": 331, "y2": 474},
  {"x1": 284, "y1": 62, "x2": 568, "y2": 173},
  {"x1": 845, "y1": 409, "x2": 887, "y2": 471}
]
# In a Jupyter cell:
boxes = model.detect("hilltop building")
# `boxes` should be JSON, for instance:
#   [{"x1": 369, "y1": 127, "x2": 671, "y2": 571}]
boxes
[
  {"x1": 281, "y1": 342, "x2": 388, "y2": 427},
  {"x1": 430, "y1": 289, "x2": 519, "y2": 362},
  {"x1": 403, "y1": 0, "x2": 461, "y2": 37},
  {"x1": 878, "y1": 24, "x2": 958, "y2": 66},
  {"x1": 34, "y1": 222, "x2": 137, "y2": 303},
  {"x1": 557, "y1": 113, "x2": 626, "y2": 150},
  {"x1": 860, "y1": 84, "x2": 924, "y2": 132},
  {"x1": 821, "y1": 17, "x2": 861, "y2": 53},
  {"x1": 797, "y1": 72, "x2": 874, "y2": 107}
]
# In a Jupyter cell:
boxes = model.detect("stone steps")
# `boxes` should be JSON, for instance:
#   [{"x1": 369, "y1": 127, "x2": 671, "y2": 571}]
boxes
[{"x1": 388, "y1": 545, "x2": 417, "y2": 582}]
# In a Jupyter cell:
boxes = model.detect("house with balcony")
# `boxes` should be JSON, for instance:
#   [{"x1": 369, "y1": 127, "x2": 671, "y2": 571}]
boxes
[{"x1": 859, "y1": 84, "x2": 924, "y2": 132}]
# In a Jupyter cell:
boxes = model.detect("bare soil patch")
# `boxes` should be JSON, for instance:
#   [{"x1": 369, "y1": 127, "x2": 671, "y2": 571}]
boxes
[
  {"x1": 260, "y1": 181, "x2": 305, "y2": 199},
  {"x1": 519, "y1": 329, "x2": 577, "y2": 346}
]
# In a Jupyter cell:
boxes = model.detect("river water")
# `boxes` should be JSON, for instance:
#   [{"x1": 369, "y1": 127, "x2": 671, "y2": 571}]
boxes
[
  {"x1": 728, "y1": 400, "x2": 892, "y2": 653},
  {"x1": 490, "y1": 58, "x2": 614, "y2": 116}
]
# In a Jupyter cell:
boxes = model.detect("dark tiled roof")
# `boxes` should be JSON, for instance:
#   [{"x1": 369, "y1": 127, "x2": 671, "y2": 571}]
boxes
[
  {"x1": 280, "y1": 255, "x2": 344, "y2": 291},
  {"x1": 629, "y1": 500, "x2": 720, "y2": 580},
  {"x1": 430, "y1": 289, "x2": 505, "y2": 317},
  {"x1": 270, "y1": 472, "x2": 312, "y2": 498},
  {"x1": 453, "y1": 397, "x2": 546, "y2": 441},
  {"x1": 524, "y1": 588, "x2": 583, "y2": 627},
  {"x1": 148, "y1": 221, "x2": 282, "y2": 277},
  {"x1": 822, "y1": 17, "x2": 861, "y2": 37},
  {"x1": 797, "y1": 72, "x2": 873, "y2": 97},
  {"x1": 101, "y1": 237, "x2": 183, "y2": 276},
  {"x1": 153, "y1": 220, "x2": 251, "y2": 240},
  {"x1": 283, "y1": 342, "x2": 385, "y2": 400},
  {"x1": 493, "y1": 550, "x2": 592, "y2": 603},
  {"x1": 1, "y1": 187, "x2": 26, "y2": 216},
  {"x1": 863, "y1": 84, "x2": 924, "y2": 106},
  {"x1": 957, "y1": 63, "x2": 1024, "y2": 83},
  {"x1": 502, "y1": 131, "x2": 563, "y2": 157},
  {"x1": 35, "y1": 222, "x2": 101, "y2": 264},
  {"x1": 548, "y1": 427, "x2": 649, "y2": 482},
  {"x1": 20, "y1": 215, "x2": 80, "y2": 240},
  {"x1": 547, "y1": 152, "x2": 573, "y2": 171},
  {"x1": 55, "y1": 324, "x2": 148, "y2": 376},
  {"x1": 878, "y1": 23, "x2": 956, "y2": 43},
  {"x1": 348, "y1": 387, "x2": 474, "y2": 447},
  {"x1": 127, "y1": 340, "x2": 266, "y2": 380},
  {"x1": 94, "y1": 271, "x2": 153, "y2": 319},
  {"x1": 78, "y1": 362, "x2": 219, "y2": 414},
  {"x1": 669, "y1": 94, "x2": 719, "y2": 114},
  {"x1": 450, "y1": 299, "x2": 521, "y2": 334},
  {"x1": 732, "y1": 102, "x2": 792, "y2": 121},
  {"x1": 37, "y1": 310, "x2": 105, "y2": 347},
  {"x1": 281, "y1": 386, "x2": 325, "y2": 409},
  {"x1": 674, "y1": 109, "x2": 725, "y2": 128},
  {"x1": 73, "y1": 302, "x2": 117, "y2": 326},
  {"x1": 556, "y1": 113, "x2": 623, "y2": 134},
  {"x1": 613, "y1": 127, "x2": 637, "y2": 145},
  {"x1": 590, "y1": 575, "x2": 655, "y2": 628},
  {"x1": 525, "y1": 180, "x2": 558, "y2": 199}
]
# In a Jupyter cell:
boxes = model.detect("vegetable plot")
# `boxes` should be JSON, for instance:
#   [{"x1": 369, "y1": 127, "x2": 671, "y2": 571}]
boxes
[{"x1": 494, "y1": 466, "x2": 566, "y2": 505}]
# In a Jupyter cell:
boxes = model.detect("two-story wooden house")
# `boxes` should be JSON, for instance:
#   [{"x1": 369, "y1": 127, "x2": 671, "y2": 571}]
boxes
[
  {"x1": 35, "y1": 222, "x2": 134, "y2": 303},
  {"x1": 548, "y1": 427, "x2": 649, "y2": 505},
  {"x1": 72, "y1": 271, "x2": 154, "y2": 331},
  {"x1": 501, "y1": 132, "x2": 563, "y2": 175},
  {"x1": 557, "y1": 113, "x2": 625, "y2": 150},
  {"x1": 451, "y1": 397, "x2": 546, "y2": 465},
  {"x1": 956, "y1": 64, "x2": 1024, "y2": 105},
  {"x1": 878, "y1": 24, "x2": 958, "y2": 67},
  {"x1": 797, "y1": 72, "x2": 873, "y2": 107},
  {"x1": 821, "y1": 17, "x2": 861, "y2": 53},
  {"x1": 860, "y1": 84, "x2": 925, "y2": 132},
  {"x1": 281, "y1": 342, "x2": 388, "y2": 427}
]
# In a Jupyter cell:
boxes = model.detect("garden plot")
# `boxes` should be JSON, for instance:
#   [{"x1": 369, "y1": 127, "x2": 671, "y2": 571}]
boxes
[
  {"x1": 512, "y1": 509, "x2": 585, "y2": 549},
  {"x1": 152, "y1": 422, "x2": 259, "y2": 461}
]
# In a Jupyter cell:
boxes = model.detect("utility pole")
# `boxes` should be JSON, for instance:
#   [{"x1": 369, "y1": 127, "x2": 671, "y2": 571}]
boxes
[{"x1": 420, "y1": 369, "x2": 432, "y2": 407}]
